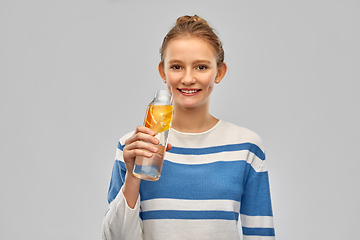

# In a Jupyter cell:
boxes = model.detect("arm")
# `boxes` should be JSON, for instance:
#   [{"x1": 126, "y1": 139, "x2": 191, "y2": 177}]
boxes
[
  {"x1": 102, "y1": 126, "x2": 171, "y2": 240},
  {"x1": 102, "y1": 185, "x2": 143, "y2": 240},
  {"x1": 240, "y1": 142, "x2": 275, "y2": 239},
  {"x1": 101, "y1": 139, "x2": 143, "y2": 240}
]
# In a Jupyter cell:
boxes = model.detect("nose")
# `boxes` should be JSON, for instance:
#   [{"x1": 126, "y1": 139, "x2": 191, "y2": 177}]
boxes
[{"x1": 181, "y1": 70, "x2": 196, "y2": 85}]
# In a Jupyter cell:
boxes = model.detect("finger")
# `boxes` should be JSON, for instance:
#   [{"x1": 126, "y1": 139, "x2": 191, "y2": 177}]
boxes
[
  {"x1": 124, "y1": 140, "x2": 159, "y2": 154},
  {"x1": 135, "y1": 125, "x2": 155, "y2": 136},
  {"x1": 123, "y1": 146, "x2": 154, "y2": 162},
  {"x1": 133, "y1": 148, "x2": 153, "y2": 158},
  {"x1": 123, "y1": 148, "x2": 153, "y2": 162},
  {"x1": 125, "y1": 132, "x2": 159, "y2": 146},
  {"x1": 166, "y1": 143, "x2": 172, "y2": 151}
]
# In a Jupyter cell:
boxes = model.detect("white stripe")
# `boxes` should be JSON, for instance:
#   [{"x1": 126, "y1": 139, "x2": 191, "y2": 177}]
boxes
[
  {"x1": 115, "y1": 148, "x2": 123, "y2": 162},
  {"x1": 119, "y1": 131, "x2": 134, "y2": 144},
  {"x1": 141, "y1": 198, "x2": 241, "y2": 213},
  {"x1": 143, "y1": 219, "x2": 241, "y2": 239},
  {"x1": 243, "y1": 236, "x2": 275, "y2": 240},
  {"x1": 240, "y1": 214, "x2": 274, "y2": 228},
  {"x1": 165, "y1": 151, "x2": 266, "y2": 172},
  {"x1": 168, "y1": 120, "x2": 265, "y2": 153},
  {"x1": 258, "y1": 160, "x2": 268, "y2": 172}
]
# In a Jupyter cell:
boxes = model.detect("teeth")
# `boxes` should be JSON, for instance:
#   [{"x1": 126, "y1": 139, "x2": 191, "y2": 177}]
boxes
[{"x1": 181, "y1": 89, "x2": 198, "y2": 94}]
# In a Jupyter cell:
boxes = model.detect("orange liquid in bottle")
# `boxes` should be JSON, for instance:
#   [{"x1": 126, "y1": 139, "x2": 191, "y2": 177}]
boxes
[
  {"x1": 133, "y1": 105, "x2": 174, "y2": 181},
  {"x1": 145, "y1": 105, "x2": 174, "y2": 134}
]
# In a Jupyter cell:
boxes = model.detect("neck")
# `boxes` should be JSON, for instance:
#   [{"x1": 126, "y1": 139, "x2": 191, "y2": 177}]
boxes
[{"x1": 171, "y1": 103, "x2": 219, "y2": 133}]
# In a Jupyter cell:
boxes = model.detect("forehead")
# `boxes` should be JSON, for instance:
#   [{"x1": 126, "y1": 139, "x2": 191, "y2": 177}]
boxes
[{"x1": 163, "y1": 36, "x2": 217, "y2": 62}]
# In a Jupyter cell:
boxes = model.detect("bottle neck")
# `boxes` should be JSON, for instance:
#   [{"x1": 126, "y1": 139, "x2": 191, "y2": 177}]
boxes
[{"x1": 151, "y1": 90, "x2": 172, "y2": 105}]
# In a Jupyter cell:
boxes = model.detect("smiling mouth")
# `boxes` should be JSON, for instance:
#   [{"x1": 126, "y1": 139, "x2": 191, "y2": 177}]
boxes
[{"x1": 178, "y1": 89, "x2": 201, "y2": 94}]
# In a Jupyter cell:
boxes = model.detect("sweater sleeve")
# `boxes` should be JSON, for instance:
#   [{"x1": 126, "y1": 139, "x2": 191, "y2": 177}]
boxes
[
  {"x1": 240, "y1": 138, "x2": 275, "y2": 239},
  {"x1": 101, "y1": 138, "x2": 143, "y2": 240}
]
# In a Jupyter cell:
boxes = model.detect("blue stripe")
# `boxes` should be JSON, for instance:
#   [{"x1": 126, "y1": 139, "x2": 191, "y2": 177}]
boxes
[
  {"x1": 169, "y1": 143, "x2": 265, "y2": 160},
  {"x1": 240, "y1": 167, "x2": 273, "y2": 216},
  {"x1": 107, "y1": 160, "x2": 126, "y2": 204},
  {"x1": 104, "y1": 208, "x2": 110, "y2": 216},
  {"x1": 140, "y1": 160, "x2": 246, "y2": 201},
  {"x1": 118, "y1": 142, "x2": 124, "y2": 151},
  {"x1": 242, "y1": 227, "x2": 275, "y2": 236},
  {"x1": 141, "y1": 210, "x2": 239, "y2": 221}
]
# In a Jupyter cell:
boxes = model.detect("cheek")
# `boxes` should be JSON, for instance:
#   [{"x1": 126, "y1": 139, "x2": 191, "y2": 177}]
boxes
[
  {"x1": 166, "y1": 84, "x2": 173, "y2": 93},
  {"x1": 165, "y1": 78, "x2": 176, "y2": 93},
  {"x1": 166, "y1": 76, "x2": 178, "y2": 88},
  {"x1": 206, "y1": 84, "x2": 214, "y2": 93},
  {"x1": 204, "y1": 75, "x2": 216, "y2": 89}
]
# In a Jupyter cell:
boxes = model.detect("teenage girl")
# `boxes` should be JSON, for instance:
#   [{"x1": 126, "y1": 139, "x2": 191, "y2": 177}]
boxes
[{"x1": 102, "y1": 15, "x2": 275, "y2": 240}]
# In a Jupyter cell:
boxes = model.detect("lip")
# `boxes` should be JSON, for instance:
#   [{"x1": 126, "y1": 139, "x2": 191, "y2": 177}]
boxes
[{"x1": 177, "y1": 88, "x2": 201, "y2": 96}]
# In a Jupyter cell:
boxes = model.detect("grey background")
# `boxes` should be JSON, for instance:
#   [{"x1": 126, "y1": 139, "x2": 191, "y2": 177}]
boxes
[{"x1": 1, "y1": 0, "x2": 359, "y2": 239}]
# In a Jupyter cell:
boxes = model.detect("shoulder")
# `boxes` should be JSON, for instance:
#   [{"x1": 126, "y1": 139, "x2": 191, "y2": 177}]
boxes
[{"x1": 218, "y1": 120, "x2": 265, "y2": 151}]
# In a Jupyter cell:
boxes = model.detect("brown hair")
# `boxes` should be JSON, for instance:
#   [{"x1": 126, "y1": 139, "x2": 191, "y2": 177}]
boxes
[{"x1": 160, "y1": 15, "x2": 224, "y2": 68}]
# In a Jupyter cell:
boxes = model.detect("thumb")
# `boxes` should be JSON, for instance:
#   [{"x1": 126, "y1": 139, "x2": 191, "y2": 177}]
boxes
[{"x1": 166, "y1": 143, "x2": 172, "y2": 151}]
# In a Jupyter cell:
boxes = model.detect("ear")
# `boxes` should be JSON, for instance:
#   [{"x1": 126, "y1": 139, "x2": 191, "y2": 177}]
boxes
[
  {"x1": 215, "y1": 62, "x2": 227, "y2": 84},
  {"x1": 158, "y1": 62, "x2": 166, "y2": 81}
]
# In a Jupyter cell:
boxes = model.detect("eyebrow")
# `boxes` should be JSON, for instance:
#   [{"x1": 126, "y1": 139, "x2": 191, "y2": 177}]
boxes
[
  {"x1": 193, "y1": 60, "x2": 212, "y2": 65},
  {"x1": 168, "y1": 59, "x2": 212, "y2": 65},
  {"x1": 168, "y1": 60, "x2": 182, "y2": 64}
]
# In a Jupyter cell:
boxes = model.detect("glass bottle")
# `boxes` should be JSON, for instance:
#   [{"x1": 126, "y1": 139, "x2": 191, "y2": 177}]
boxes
[{"x1": 133, "y1": 90, "x2": 174, "y2": 181}]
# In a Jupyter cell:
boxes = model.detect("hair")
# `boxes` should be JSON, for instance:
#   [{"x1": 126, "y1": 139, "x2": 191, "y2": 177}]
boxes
[{"x1": 160, "y1": 15, "x2": 224, "y2": 68}]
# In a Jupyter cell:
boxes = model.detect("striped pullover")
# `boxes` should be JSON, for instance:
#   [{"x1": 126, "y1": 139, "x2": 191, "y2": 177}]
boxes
[{"x1": 102, "y1": 120, "x2": 275, "y2": 240}]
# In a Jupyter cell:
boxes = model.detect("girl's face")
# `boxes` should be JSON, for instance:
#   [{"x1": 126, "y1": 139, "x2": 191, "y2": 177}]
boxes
[{"x1": 159, "y1": 36, "x2": 226, "y2": 111}]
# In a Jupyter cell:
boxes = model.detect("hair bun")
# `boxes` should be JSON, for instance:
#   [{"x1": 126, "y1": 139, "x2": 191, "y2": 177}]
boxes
[
  {"x1": 161, "y1": 14, "x2": 224, "y2": 67},
  {"x1": 175, "y1": 15, "x2": 209, "y2": 26}
]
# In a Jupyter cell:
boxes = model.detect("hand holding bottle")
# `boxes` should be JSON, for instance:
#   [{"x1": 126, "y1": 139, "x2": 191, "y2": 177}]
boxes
[
  {"x1": 121, "y1": 126, "x2": 171, "y2": 209},
  {"x1": 122, "y1": 126, "x2": 172, "y2": 174}
]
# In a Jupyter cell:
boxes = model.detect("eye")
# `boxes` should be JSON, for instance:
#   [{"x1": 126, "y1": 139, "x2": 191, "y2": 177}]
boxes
[
  {"x1": 196, "y1": 65, "x2": 208, "y2": 70},
  {"x1": 170, "y1": 65, "x2": 182, "y2": 70}
]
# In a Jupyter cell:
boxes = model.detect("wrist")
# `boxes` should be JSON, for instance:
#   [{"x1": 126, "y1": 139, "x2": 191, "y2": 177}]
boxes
[
  {"x1": 125, "y1": 171, "x2": 141, "y2": 185},
  {"x1": 122, "y1": 171, "x2": 141, "y2": 209}
]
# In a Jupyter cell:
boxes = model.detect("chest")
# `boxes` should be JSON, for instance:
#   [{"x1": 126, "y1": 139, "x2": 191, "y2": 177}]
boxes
[{"x1": 139, "y1": 160, "x2": 247, "y2": 202}]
